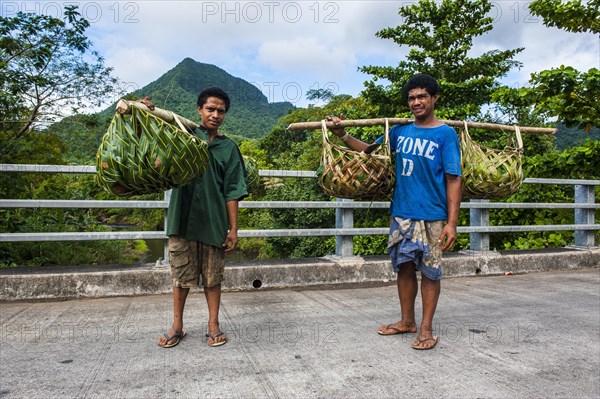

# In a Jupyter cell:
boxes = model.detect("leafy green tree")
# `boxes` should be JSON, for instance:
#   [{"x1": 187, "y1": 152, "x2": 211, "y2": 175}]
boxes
[
  {"x1": 529, "y1": 0, "x2": 599, "y2": 33},
  {"x1": 306, "y1": 88, "x2": 335, "y2": 102},
  {"x1": 486, "y1": 139, "x2": 600, "y2": 251},
  {"x1": 0, "y1": 7, "x2": 164, "y2": 268},
  {"x1": 494, "y1": 66, "x2": 600, "y2": 131},
  {"x1": 0, "y1": 6, "x2": 117, "y2": 152},
  {"x1": 494, "y1": 1, "x2": 599, "y2": 131},
  {"x1": 360, "y1": 0, "x2": 523, "y2": 119}
]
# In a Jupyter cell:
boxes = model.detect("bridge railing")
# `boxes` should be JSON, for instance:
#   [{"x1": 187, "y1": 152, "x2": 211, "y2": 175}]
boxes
[{"x1": 0, "y1": 164, "x2": 598, "y2": 262}]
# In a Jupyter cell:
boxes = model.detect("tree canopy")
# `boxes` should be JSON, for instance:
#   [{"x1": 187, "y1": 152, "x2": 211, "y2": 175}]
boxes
[
  {"x1": 360, "y1": 0, "x2": 523, "y2": 119},
  {"x1": 493, "y1": 0, "x2": 600, "y2": 131},
  {"x1": 529, "y1": 0, "x2": 599, "y2": 34},
  {"x1": 0, "y1": 6, "x2": 117, "y2": 141}
]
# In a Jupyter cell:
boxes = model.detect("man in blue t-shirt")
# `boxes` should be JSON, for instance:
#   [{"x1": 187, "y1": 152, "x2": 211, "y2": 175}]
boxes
[{"x1": 326, "y1": 74, "x2": 462, "y2": 350}]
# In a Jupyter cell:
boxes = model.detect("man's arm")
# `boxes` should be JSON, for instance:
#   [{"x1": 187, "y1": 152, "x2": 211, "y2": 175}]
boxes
[
  {"x1": 439, "y1": 174, "x2": 462, "y2": 251},
  {"x1": 326, "y1": 114, "x2": 371, "y2": 152},
  {"x1": 223, "y1": 200, "x2": 239, "y2": 254}
]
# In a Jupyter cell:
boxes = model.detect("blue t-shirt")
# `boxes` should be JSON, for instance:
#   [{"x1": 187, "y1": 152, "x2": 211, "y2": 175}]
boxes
[{"x1": 377, "y1": 123, "x2": 461, "y2": 221}]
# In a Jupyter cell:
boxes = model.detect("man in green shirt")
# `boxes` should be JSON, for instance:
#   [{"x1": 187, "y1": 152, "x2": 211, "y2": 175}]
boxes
[{"x1": 157, "y1": 87, "x2": 248, "y2": 348}]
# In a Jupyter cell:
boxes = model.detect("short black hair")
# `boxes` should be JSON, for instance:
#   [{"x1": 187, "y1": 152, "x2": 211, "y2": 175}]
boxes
[
  {"x1": 402, "y1": 74, "x2": 440, "y2": 102},
  {"x1": 197, "y1": 87, "x2": 230, "y2": 112}
]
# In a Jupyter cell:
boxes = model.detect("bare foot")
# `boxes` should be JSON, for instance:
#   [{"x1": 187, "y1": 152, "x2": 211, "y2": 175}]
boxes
[
  {"x1": 157, "y1": 327, "x2": 186, "y2": 348},
  {"x1": 411, "y1": 332, "x2": 438, "y2": 350},
  {"x1": 377, "y1": 321, "x2": 418, "y2": 335},
  {"x1": 206, "y1": 322, "x2": 227, "y2": 347}
]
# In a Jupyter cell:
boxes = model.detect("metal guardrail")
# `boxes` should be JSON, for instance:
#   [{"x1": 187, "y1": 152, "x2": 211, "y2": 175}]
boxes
[{"x1": 0, "y1": 164, "x2": 598, "y2": 258}]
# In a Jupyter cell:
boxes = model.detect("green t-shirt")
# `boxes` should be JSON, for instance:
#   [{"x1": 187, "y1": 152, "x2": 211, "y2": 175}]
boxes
[{"x1": 166, "y1": 130, "x2": 248, "y2": 247}]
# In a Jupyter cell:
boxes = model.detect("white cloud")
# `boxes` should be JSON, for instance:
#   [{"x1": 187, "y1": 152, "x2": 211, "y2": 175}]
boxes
[
  {"x1": 520, "y1": 27, "x2": 598, "y2": 73},
  {"x1": 104, "y1": 47, "x2": 175, "y2": 91},
  {"x1": 257, "y1": 37, "x2": 356, "y2": 77}
]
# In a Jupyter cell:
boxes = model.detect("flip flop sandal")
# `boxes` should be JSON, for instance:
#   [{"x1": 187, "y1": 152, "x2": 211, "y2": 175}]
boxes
[
  {"x1": 378, "y1": 323, "x2": 417, "y2": 335},
  {"x1": 412, "y1": 336, "x2": 439, "y2": 350},
  {"x1": 206, "y1": 331, "x2": 228, "y2": 347},
  {"x1": 158, "y1": 330, "x2": 186, "y2": 348}
]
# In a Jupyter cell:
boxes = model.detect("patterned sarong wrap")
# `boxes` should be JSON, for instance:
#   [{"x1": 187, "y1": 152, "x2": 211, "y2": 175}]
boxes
[{"x1": 387, "y1": 217, "x2": 444, "y2": 281}]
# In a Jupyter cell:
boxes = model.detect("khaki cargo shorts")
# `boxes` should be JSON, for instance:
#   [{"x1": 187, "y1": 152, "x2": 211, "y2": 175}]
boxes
[{"x1": 168, "y1": 236, "x2": 225, "y2": 288}]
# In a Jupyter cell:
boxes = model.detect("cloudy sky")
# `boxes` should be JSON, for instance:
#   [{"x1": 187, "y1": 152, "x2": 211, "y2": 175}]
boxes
[{"x1": 4, "y1": 1, "x2": 598, "y2": 108}]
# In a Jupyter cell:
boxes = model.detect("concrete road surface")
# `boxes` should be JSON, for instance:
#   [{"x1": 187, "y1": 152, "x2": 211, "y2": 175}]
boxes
[{"x1": 1, "y1": 268, "x2": 599, "y2": 398}]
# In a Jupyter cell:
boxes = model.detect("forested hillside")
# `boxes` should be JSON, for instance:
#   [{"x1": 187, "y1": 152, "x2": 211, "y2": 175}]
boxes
[
  {"x1": 554, "y1": 124, "x2": 600, "y2": 150},
  {"x1": 49, "y1": 58, "x2": 294, "y2": 163},
  {"x1": 115, "y1": 58, "x2": 294, "y2": 138}
]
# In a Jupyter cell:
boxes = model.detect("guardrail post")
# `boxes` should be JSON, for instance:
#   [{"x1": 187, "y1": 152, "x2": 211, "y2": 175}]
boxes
[
  {"x1": 470, "y1": 199, "x2": 490, "y2": 251},
  {"x1": 335, "y1": 198, "x2": 354, "y2": 257},
  {"x1": 574, "y1": 184, "x2": 595, "y2": 247}
]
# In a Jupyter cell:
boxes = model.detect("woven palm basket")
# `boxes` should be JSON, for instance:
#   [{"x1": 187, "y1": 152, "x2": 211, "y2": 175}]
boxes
[
  {"x1": 460, "y1": 121, "x2": 524, "y2": 200},
  {"x1": 319, "y1": 119, "x2": 395, "y2": 200},
  {"x1": 243, "y1": 155, "x2": 261, "y2": 193},
  {"x1": 95, "y1": 105, "x2": 209, "y2": 196}
]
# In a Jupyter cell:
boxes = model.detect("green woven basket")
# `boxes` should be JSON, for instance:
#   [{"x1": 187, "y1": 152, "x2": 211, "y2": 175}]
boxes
[
  {"x1": 460, "y1": 121, "x2": 524, "y2": 200},
  {"x1": 96, "y1": 105, "x2": 209, "y2": 196},
  {"x1": 319, "y1": 119, "x2": 395, "y2": 200},
  {"x1": 243, "y1": 155, "x2": 261, "y2": 194}
]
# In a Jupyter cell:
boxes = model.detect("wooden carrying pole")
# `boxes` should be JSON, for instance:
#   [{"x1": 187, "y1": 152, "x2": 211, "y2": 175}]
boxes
[
  {"x1": 287, "y1": 118, "x2": 557, "y2": 134},
  {"x1": 115, "y1": 99, "x2": 200, "y2": 132}
]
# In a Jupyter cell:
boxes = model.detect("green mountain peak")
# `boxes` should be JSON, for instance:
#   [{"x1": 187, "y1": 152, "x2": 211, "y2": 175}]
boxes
[
  {"x1": 50, "y1": 58, "x2": 296, "y2": 162},
  {"x1": 129, "y1": 58, "x2": 294, "y2": 138}
]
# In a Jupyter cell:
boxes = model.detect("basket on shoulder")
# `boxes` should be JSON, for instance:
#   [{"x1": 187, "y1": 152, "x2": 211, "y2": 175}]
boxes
[
  {"x1": 96, "y1": 99, "x2": 261, "y2": 197},
  {"x1": 318, "y1": 118, "x2": 395, "y2": 201},
  {"x1": 459, "y1": 121, "x2": 524, "y2": 200},
  {"x1": 317, "y1": 117, "x2": 525, "y2": 202},
  {"x1": 286, "y1": 117, "x2": 553, "y2": 202},
  {"x1": 95, "y1": 100, "x2": 210, "y2": 196}
]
